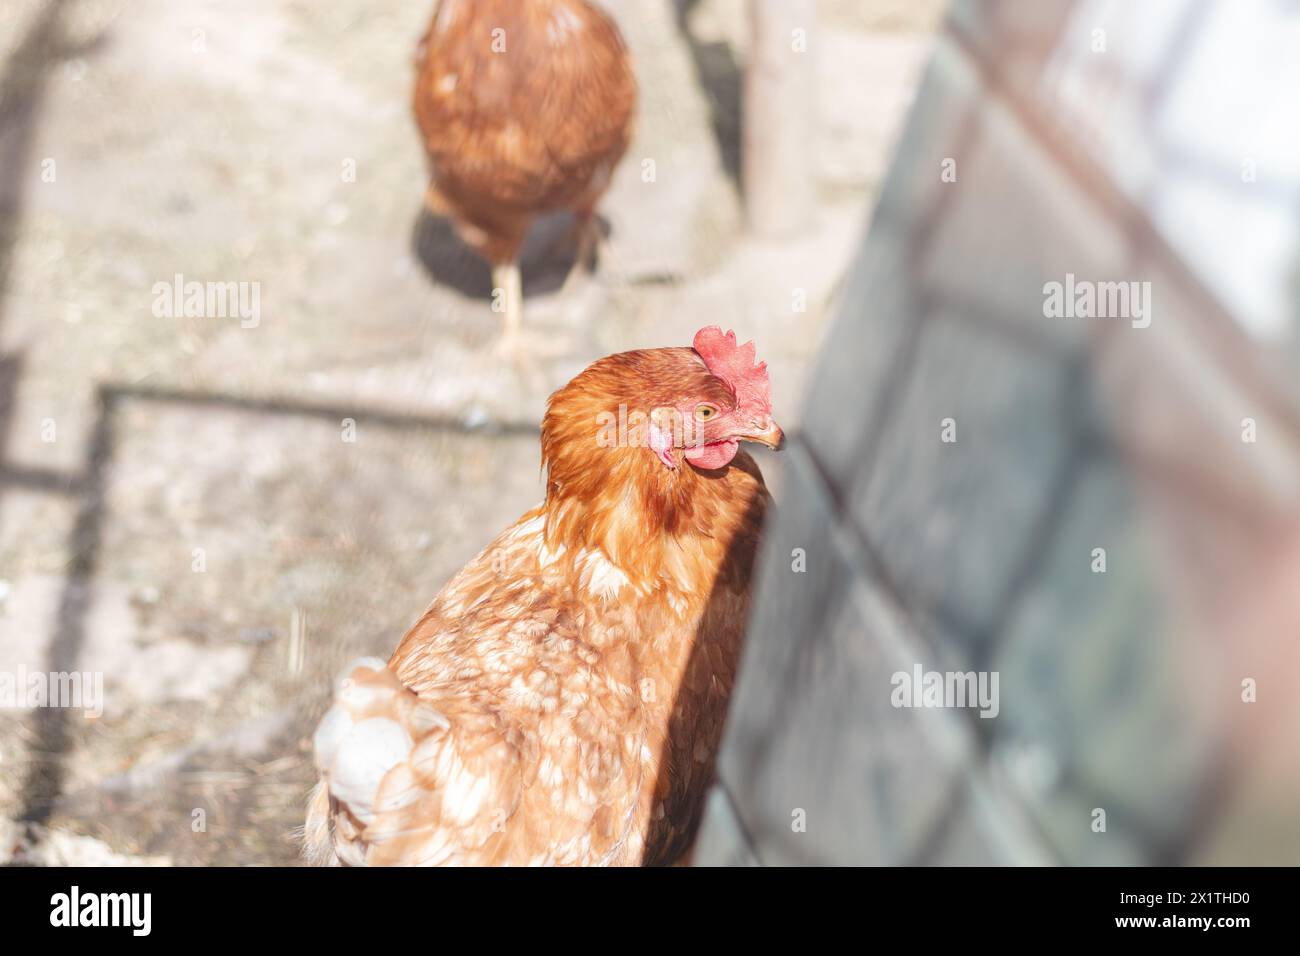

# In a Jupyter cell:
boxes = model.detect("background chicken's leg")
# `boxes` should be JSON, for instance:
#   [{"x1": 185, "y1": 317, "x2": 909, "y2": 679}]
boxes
[
  {"x1": 493, "y1": 257, "x2": 581, "y2": 363},
  {"x1": 491, "y1": 259, "x2": 523, "y2": 353}
]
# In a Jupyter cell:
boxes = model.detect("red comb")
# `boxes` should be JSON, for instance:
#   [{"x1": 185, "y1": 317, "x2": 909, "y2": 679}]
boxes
[{"x1": 692, "y1": 326, "x2": 771, "y2": 415}]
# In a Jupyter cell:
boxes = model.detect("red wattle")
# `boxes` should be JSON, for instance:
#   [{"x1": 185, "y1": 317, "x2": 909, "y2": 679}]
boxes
[{"x1": 684, "y1": 440, "x2": 739, "y2": 470}]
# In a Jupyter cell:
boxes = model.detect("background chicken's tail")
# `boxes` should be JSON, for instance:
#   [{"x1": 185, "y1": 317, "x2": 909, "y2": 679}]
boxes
[{"x1": 304, "y1": 657, "x2": 451, "y2": 866}]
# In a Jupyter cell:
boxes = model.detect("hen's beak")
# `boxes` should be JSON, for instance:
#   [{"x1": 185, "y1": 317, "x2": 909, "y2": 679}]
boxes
[{"x1": 737, "y1": 418, "x2": 785, "y2": 450}]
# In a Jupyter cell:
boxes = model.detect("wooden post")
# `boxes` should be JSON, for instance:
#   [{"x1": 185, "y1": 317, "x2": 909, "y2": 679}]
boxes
[{"x1": 744, "y1": 0, "x2": 817, "y2": 238}]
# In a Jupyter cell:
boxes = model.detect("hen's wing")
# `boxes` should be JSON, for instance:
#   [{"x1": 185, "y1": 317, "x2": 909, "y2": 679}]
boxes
[
  {"x1": 309, "y1": 659, "x2": 525, "y2": 866},
  {"x1": 309, "y1": 509, "x2": 646, "y2": 866}
]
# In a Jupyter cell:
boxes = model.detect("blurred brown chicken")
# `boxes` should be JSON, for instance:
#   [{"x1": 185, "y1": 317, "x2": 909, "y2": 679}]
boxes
[
  {"x1": 306, "y1": 328, "x2": 784, "y2": 865},
  {"x1": 412, "y1": 0, "x2": 637, "y2": 352}
]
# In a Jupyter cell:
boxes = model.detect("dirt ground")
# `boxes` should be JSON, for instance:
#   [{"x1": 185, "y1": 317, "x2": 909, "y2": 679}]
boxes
[{"x1": 0, "y1": 0, "x2": 943, "y2": 864}]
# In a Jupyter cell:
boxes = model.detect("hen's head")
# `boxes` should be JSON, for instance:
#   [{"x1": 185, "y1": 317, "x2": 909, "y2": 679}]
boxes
[
  {"x1": 542, "y1": 328, "x2": 783, "y2": 505},
  {"x1": 660, "y1": 326, "x2": 782, "y2": 469}
]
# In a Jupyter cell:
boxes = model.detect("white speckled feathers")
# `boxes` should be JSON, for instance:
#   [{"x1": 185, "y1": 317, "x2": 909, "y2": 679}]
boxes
[{"x1": 310, "y1": 509, "x2": 663, "y2": 866}]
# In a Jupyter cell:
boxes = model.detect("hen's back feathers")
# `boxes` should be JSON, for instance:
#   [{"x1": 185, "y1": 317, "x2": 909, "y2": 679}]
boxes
[{"x1": 309, "y1": 472, "x2": 765, "y2": 865}]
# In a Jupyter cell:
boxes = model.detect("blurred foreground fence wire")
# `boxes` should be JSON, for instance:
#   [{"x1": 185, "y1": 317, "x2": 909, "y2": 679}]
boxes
[{"x1": 696, "y1": 0, "x2": 1300, "y2": 866}]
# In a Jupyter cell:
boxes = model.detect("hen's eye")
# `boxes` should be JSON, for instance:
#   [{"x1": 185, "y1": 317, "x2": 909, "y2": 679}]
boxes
[{"x1": 694, "y1": 404, "x2": 719, "y2": 422}]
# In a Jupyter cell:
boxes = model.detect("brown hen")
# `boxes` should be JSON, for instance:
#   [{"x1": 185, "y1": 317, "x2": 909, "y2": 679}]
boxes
[
  {"x1": 412, "y1": 0, "x2": 637, "y2": 352},
  {"x1": 306, "y1": 328, "x2": 783, "y2": 865}
]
